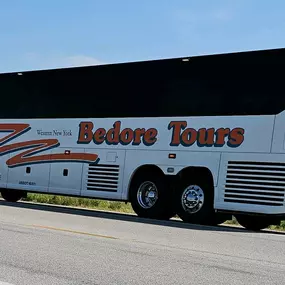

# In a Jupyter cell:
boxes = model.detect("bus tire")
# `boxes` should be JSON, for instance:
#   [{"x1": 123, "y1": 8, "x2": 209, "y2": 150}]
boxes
[
  {"x1": 235, "y1": 214, "x2": 271, "y2": 231},
  {"x1": 175, "y1": 176, "x2": 215, "y2": 225},
  {"x1": 129, "y1": 172, "x2": 174, "y2": 220},
  {"x1": 1, "y1": 189, "x2": 25, "y2": 202}
]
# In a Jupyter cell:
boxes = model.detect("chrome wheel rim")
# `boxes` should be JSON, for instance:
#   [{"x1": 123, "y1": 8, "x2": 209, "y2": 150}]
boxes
[
  {"x1": 137, "y1": 181, "x2": 158, "y2": 209},
  {"x1": 181, "y1": 185, "x2": 204, "y2": 214}
]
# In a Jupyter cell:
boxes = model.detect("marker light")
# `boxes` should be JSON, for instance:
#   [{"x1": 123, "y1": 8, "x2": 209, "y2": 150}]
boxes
[{"x1": 168, "y1": 153, "x2": 176, "y2": 159}]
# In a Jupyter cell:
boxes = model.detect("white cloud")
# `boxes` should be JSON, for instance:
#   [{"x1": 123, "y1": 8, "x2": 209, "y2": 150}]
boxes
[
  {"x1": 22, "y1": 53, "x2": 104, "y2": 71},
  {"x1": 56, "y1": 55, "x2": 103, "y2": 67}
]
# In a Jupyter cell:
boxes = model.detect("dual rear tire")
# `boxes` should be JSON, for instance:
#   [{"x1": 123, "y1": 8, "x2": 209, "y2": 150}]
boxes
[
  {"x1": 129, "y1": 171, "x2": 222, "y2": 225},
  {"x1": 129, "y1": 172, "x2": 175, "y2": 220},
  {"x1": 234, "y1": 214, "x2": 274, "y2": 231},
  {"x1": 175, "y1": 177, "x2": 217, "y2": 225}
]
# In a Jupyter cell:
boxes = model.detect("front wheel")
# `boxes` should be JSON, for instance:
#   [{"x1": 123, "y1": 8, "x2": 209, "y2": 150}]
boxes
[
  {"x1": 129, "y1": 172, "x2": 175, "y2": 220},
  {"x1": 175, "y1": 177, "x2": 215, "y2": 225},
  {"x1": 235, "y1": 214, "x2": 272, "y2": 231},
  {"x1": 1, "y1": 189, "x2": 26, "y2": 202}
]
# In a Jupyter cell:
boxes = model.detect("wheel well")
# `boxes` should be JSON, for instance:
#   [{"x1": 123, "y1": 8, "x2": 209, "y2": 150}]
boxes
[
  {"x1": 127, "y1": 165, "x2": 214, "y2": 200},
  {"x1": 127, "y1": 165, "x2": 164, "y2": 200},
  {"x1": 177, "y1": 166, "x2": 214, "y2": 189}
]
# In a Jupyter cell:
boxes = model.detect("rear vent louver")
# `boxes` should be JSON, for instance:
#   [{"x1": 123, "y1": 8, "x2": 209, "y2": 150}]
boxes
[
  {"x1": 224, "y1": 161, "x2": 285, "y2": 206},
  {"x1": 87, "y1": 164, "x2": 119, "y2": 192}
]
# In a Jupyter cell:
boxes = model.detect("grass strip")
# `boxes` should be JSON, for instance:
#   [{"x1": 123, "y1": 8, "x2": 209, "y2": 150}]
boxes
[{"x1": 2, "y1": 193, "x2": 284, "y2": 231}]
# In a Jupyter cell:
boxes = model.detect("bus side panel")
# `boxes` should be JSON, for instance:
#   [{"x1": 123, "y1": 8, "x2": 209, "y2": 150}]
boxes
[
  {"x1": 7, "y1": 151, "x2": 51, "y2": 193},
  {"x1": 0, "y1": 154, "x2": 9, "y2": 189},
  {"x1": 80, "y1": 148, "x2": 125, "y2": 200},
  {"x1": 121, "y1": 149, "x2": 221, "y2": 200},
  {"x1": 48, "y1": 147, "x2": 85, "y2": 196},
  {"x1": 215, "y1": 152, "x2": 285, "y2": 215},
  {"x1": 271, "y1": 111, "x2": 285, "y2": 153}
]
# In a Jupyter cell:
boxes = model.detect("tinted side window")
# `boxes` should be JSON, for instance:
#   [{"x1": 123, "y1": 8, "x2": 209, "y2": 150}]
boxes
[{"x1": 0, "y1": 48, "x2": 285, "y2": 119}]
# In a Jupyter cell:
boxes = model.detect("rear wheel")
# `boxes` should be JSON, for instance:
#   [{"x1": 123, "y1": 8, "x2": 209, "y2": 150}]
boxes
[
  {"x1": 1, "y1": 189, "x2": 26, "y2": 202},
  {"x1": 235, "y1": 214, "x2": 272, "y2": 231},
  {"x1": 175, "y1": 175, "x2": 216, "y2": 225},
  {"x1": 129, "y1": 172, "x2": 175, "y2": 220}
]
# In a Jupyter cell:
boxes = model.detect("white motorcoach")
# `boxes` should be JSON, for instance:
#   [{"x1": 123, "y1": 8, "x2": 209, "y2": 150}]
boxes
[{"x1": 1, "y1": 48, "x2": 285, "y2": 231}]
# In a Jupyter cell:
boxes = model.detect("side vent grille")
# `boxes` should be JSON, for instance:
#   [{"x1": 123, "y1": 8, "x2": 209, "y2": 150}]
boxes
[
  {"x1": 87, "y1": 164, "x2": 119, "y2": 192},
  {"x1": 224, "y1": 161, "x2": 285, "y2": 206}
]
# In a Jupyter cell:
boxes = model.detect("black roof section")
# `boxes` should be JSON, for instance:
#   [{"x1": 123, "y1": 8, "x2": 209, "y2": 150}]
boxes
[{"x1": 0, "y1": 47, "x2": 285, "y2": 119}]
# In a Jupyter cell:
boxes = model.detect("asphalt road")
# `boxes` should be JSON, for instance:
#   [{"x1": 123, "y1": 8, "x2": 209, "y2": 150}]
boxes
[{"x1": 0, "y1": 200, "x2": 285, "y2": 285}]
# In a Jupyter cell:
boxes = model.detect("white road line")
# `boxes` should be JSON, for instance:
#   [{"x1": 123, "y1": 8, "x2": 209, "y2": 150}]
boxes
[{"x1": 0, "y1": 281, "x2": 15, "y2": 285}]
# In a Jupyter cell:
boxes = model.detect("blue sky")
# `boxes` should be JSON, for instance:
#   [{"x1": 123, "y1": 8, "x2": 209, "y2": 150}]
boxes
[{"x1": 1, "y1": 0, "x2": 285, "y2": 72}]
